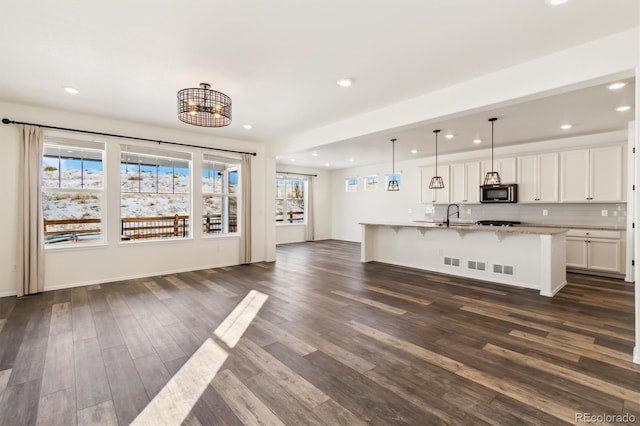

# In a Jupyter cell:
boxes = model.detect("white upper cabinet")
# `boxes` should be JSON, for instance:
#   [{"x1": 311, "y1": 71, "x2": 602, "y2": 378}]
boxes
[
  {"x1": 590, "y1": 146, "x2": 624, "y2": 202},
  {"x1": 421, "y1": 165, "x2": 450, "y2": 204},
  {"x1": 517, "y1": 153, "x2": 559, "y2": 202},
  {"x1": 481, "y1": 157, "x2": 517, "y2": 184},
  {"x1": 560, "y1": 146, "x2": 624, "y2": 202},
  {"x1": 450, "y1": 162, "x2": 480, "y2": 204}
]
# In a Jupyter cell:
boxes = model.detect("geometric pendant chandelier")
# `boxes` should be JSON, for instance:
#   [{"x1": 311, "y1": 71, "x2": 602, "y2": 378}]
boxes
[
  {"x1": 177, "y1": 82, "x2": 232, "y2": 127},
  {"x1": 428, "y1": 129, "x2": 445, "y2": 189},
  {"x1": 483, "y1": 117, "x2": 501, "y2": 185}
]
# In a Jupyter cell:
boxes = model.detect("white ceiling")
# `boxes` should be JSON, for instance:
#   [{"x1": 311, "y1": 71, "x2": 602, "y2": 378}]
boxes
[
  {"x1": 285, "y1": 76, "x2": 636, "y2": 169},
  {"x1": 0, "y1": 0, "x2": 638, "y2": 165}
]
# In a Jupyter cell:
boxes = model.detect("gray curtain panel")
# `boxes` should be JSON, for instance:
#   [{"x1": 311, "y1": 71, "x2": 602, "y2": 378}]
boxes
[
  {"x1": 239, "y1": 153, "x2": 252, "y2": 264},
  {"x1": 306, "y1": 176, "x2": 315, "y2": 241},
  {"x1": 17, "y1": 125, "x2": 45, "y2": 296}
]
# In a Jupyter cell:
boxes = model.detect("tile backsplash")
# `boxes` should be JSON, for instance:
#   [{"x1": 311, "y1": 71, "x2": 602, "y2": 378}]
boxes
[{"x1": 424, "y1": 203, "x2": 627, "y2": 228}]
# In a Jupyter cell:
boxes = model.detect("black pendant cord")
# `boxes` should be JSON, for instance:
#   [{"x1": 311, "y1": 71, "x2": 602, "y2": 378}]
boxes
[
  {"x1": 391, "y1": 138, "x2": 396, "y2": 177},
  {"x1": 434, "y1": 129, "x2": 440, "y2": 175},
  {"x1": 1, "y1": 118, "x2": 257, "y2": 156},
  {"x1": 489, "y1": 117, "x2": 497, "y2": 172}
]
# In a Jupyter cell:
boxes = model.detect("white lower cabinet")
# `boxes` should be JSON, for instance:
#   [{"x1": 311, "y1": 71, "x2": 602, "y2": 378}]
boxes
[{"x1": 565, "y1": 229, "x2": 624, "y2": 274}]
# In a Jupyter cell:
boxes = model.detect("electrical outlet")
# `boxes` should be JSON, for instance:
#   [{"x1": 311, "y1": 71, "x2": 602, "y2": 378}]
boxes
[
  {"x1": 466, "y1": 209, "x2": 471, "y2": 215},
  {"x1": 601, "y1": 209, "x2": 608, "y2": 217},
  {"x1": 542, "y1": 209, "x2": 548, "y2": 216},
  {"x1": 12, "y1": 264, "x2": 16, "y2": 272},
  {"x1": 613, "y1": 211, "x2": 618, "y2": 217},
  {"x1": 407, "y1": 208, "x2": 412, "y2": 214}
]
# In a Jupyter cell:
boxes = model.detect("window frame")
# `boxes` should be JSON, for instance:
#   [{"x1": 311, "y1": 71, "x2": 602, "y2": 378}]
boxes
[
  {"x1": 364, "y1": 174, "x2": 379, "y2": 192},
  {"x1": 276, "y1": 176, "x2": 307, "y2": 225},
  {"x1": 42, "y1": 136, "x2": 107, "y2": 249},
  {"x1": 202, "y1": 153, "x2": 241, "y2": 237},
  {"x1": 345, "y1": 177, "x2": 358, "y2": 193},
  {"x1": 119, "y1": 144, "x2": 193, "y2": 243}
]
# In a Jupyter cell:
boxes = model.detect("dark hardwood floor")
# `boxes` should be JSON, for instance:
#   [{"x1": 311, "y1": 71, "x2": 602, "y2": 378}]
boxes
[{"x1": 0, "y1": 240, "x2": 638, "y2": 425}]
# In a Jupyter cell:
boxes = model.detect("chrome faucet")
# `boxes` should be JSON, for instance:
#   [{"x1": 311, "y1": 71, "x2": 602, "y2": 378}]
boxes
[{"x1": 444, "y1": 203, "x2": 460, "y2": 227}]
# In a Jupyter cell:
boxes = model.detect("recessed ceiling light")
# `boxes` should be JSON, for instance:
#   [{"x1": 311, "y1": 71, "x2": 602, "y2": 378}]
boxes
[
  {"x1": 560, "y1": 124, "x2": 572, "y2": 130},
  {"x1": 410, "y1": 149, "x2": 418, "y2": 154},
  {"x1": 473, "y1": 139, "x2": 482, "y2": 144},
  {"x1": 337, "y1": 78, "x2": 353, "y2": 88},
  {"x1": 545, "y1": 0, "x2": 568, "y2": 5},
  {"x1": 242, "y1": 124, "x2": 252, "y2": 129},
  {"x1": 311, "y1": 152, "x2": 318, "y2": 157},
  {"x1": 349, "y1": 158, "x2": 355, "y2": 163},
  {"x1": 607, "y1": 82, "x2": 627, "y2": 91},
  {"x1": 290, "y1": 158, "x2": 296, "y2": 162},
  {"x1": 445, "y1": 134, "x2": 454, "y2": 139},
  {"x1": 325, "y1": 163, "x2": 330, "y2": 167},
  {"x1": 63, "y1": 87, "x2": 79, "y2": 95},
  {"x1": 616, "y1": 106, "x2": 632, "y2": 112}
]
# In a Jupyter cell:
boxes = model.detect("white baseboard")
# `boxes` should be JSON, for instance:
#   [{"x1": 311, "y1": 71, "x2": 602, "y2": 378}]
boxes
[
  {"x1": 0, "y1": 290, "x2": 17, "y2": 298},
  {"x1": 540, "y1": 280, "x2": 568, "y2": 297},
  {"x1": 43, "y1": 262, "x2": 239, "y2": 292},
  {"x1": 634, "y1": 346, "x2": 640, "y2": 365}
]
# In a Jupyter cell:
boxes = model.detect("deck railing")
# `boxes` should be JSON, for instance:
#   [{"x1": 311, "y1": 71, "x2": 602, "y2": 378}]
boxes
[
  {"x1": 44, "y1": 214, "x2": 238, "y2": 243},
  {"x1": 276, "y1": 211, "x2": 304, "y2": 223},
  {"x1": 121, "y1": 215, "x2": 189, "y2": 240}
]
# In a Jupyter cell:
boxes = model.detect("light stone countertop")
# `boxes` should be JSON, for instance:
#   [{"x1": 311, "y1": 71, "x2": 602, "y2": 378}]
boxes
[
  {"x1": 516, "y1": 223, "x2": 626, "y2": 231},
  {"x1": 360, "y1": 221, "x2": 569, "y2": 236}
]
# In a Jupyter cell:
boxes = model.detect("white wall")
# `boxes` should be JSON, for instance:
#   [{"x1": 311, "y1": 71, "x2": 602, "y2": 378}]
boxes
[
  {"x1": 0, "y1": 101, "x2": 270, "y2": 296},
  {"x1": 275, "y1": 164, "x2": 332, "y2": 244},
  {"x1": 331, "y1": 131, "x2": 628, "y2": 242}
]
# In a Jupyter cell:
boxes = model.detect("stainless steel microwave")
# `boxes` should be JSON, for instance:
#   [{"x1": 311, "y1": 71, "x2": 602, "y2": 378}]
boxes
[{"x1": 480, "y1": 184, "x2": 517, "y2": 203}]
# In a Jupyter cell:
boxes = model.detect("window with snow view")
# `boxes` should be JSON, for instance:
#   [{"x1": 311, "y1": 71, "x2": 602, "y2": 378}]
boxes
[
  {"x1": 275, "y1": 176, "x2": 305, "y2": 224},
  {"x1": 42, "y1": 139, "x2": 105, "y2": 245},
  {"x1": 202, "y1": 154, "x2": 240, "y2": 235},
  {"x1": 120, "y1": 145, "x2": 192, "y2": 241}
]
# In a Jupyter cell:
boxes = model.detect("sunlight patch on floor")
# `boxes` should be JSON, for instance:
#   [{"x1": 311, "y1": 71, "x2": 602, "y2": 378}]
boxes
[{"x1": 131, "y1": 289, "x2": 268, "y2": 425}]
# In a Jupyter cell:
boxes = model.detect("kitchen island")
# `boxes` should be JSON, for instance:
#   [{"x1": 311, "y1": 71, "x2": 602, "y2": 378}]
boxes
[{"x1": 360, "y1": 222, "x2": 568, "y2": 297}]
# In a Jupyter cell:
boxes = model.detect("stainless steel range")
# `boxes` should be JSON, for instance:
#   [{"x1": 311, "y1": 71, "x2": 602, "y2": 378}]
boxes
[{"x1": 475, "y1": 220, "x2": 521, "y2": 227}]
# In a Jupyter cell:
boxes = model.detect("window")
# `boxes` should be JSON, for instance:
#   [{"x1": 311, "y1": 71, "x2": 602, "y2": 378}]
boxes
[
  {"x1": 202, "y1": 154, "x2": 240, "y2": 234},
  {"x1": 120, "y1": 145, "x2": 191, "y2": 241},
  {"x1": 42, "y1": 138, "x2": 105, "y2": 245},
  {"x1": 276, "y1": 176, "x2": 305, "y2": 223},
  {"x1": 345, "y1": 177, "x2": 358, "y2": 192},
  {"x1": 364, "y1": 175, "x2": 379, "y2": 191}
]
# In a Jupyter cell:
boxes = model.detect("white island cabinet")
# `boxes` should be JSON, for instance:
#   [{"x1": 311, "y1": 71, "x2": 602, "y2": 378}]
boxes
[{"x1": 360, "y1": 222, "x2": 568, "y2": 297}]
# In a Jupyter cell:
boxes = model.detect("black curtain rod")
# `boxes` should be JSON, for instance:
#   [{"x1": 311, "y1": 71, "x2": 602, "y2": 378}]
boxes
[
  {"x1": 276, "y1": 170, "x2": 318, "y2": 177},
  {"x1": 2, "y1": 118, "x2": 257, "y2": 157}
]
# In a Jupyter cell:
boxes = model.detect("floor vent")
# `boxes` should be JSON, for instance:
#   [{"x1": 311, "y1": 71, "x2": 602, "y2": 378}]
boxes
[
  {"x1": 444, "y1": 256, "x2": 460, "y2": 267},
  {"x1": 467, "y1": 260, "x2": 486, "y2": 271},
  {"x1": 493, "y1": 264, "x2": 514, "y2": 275}
]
